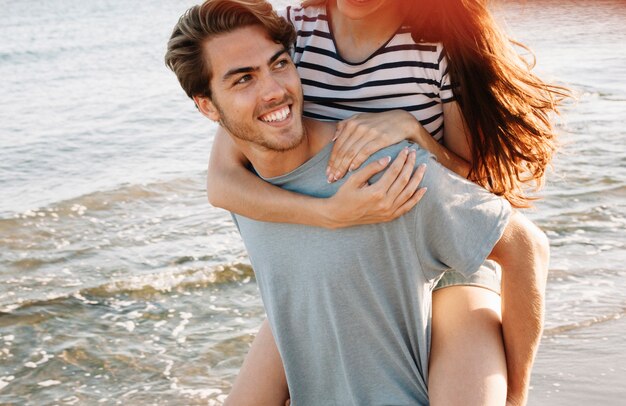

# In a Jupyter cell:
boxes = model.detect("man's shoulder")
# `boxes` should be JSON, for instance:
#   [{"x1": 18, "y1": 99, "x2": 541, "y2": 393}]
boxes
[{"x1": 305, "y1": 118, "x2": 336, "y2": 152}]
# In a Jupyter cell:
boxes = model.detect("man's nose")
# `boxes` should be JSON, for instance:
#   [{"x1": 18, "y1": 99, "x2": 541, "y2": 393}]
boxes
[{"x1": 260, "y1": 74, "x2": 286, "y2": 103}]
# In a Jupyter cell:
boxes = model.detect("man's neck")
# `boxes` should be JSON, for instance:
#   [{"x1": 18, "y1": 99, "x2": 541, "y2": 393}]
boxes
[{"x1": 242, "y1": 118, "x2": 335, "y2": 179}]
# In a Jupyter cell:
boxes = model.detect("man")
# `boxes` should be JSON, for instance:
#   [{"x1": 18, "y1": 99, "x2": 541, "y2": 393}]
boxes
[{"x1": 164, "y1": 1, "x2": 548, "y2": 404}]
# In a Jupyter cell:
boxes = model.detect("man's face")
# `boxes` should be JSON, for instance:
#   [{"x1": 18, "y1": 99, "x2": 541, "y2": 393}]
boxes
[{"x1": 199, "y1": 25, "x2": 305, "y2": 152}]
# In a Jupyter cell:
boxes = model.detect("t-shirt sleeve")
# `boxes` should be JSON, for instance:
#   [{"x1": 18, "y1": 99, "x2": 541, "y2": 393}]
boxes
[
  {"x1": 412, "y1": 151, "x2": 512, "y2": 279},
  {"x1": 437, "y1": 44, "x2": 456, "y2": 104},
  {"x1": 230, "y1": 213, "x2": 241, "y2": 232}
]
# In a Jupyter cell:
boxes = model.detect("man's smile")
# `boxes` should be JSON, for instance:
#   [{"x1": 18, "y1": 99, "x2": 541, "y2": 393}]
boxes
[{"x1": 259, "y1": 105, "x2": 291, "y2": 124}]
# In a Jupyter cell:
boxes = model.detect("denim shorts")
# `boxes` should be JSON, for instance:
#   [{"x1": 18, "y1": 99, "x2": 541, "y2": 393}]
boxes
[{"x1": 434, "y1": 259, "x2": 501, "y2": 295}]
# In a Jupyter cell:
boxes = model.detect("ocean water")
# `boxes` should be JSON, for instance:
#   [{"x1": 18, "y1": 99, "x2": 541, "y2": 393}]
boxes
[{"x1": 0, "y1": 0, "x2": 624, "y2": 404}]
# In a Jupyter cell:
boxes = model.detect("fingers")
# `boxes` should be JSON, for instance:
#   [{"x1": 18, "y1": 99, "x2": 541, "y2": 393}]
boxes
[
  {"x1": 385, "y1": 149, "x2": 418, "y2": 199},
  {"x1": 359, "y1": 148, "x2": 427, "y2": 221},
  {"x1": 333, "y1": 119, "x2": 346, "y2": 138},
  {"x1": 344, "y1": 154, "x2": 392, "y2": 187},
  {"x1": 347, "y1": 140, "x2": 380, "y2": 173},
  {"x1": 332, "y1": 137, "x2": 376, "y2": 182},
  {"x1": 328, "y1": 113, "x2": 409, "y2": 183},
  {"x1": 328, "y1": 120, "x2": 365, "y2": 182},
  {"x1": 392, "y1": 163, "x2": 427, "y2": 213},
  {"x1": 327, "y1": 147, "x2": 427, "y2": 227},
  {"x1": 367, "y1": 146, "x2": 410, "y2": 192},
  {"x1": 329, "y1": 118, "x2": 356, "y2": 165},
  {"x1": 391, "y1": 186, "x2": 427, "y2": 220}
]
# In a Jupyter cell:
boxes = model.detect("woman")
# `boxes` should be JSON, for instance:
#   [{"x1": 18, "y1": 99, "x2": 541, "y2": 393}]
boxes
[{"x1": 210, "y1": 0, "x2": 568, "y2": 404}]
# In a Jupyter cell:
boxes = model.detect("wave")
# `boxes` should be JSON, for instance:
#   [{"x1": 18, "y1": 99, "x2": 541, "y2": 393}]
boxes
[
  {"x1": 85, "y1": 263, "x2": 254, "y2": 296},
  {"x1": 0, "y1": 262, "x2": 255, "y2": 314},
  {"x1": 56, "y1": 176, "x2": 201, "y2": 212},
  {"x1": 543, "y1": 308, "x2": 625, "y2": 336},
  {"x1": 564, "y1": 82, "x2": 626, "y2": 101},
  {"x1": 0, "y1": 176, "x2": 204, "y2": 224},
  {"x1": 547, "y1": 184, "x2": 626, "y2": 200},
  {"x1": 7, "y1": 264, "x2": 622, "y2": 338}
]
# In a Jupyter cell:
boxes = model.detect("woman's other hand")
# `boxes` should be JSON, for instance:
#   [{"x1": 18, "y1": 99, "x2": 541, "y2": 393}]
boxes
[
  {"x1": 326, "y1": 110, "x2": 429, "y2": 182},
  {"x1": 324, "y1": 147, "x2": 427, "y2": 229}
]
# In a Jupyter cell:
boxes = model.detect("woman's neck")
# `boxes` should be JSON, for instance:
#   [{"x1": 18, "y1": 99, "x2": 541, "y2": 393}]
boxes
[{"x1": 328, "y1": 0, "x2": 407, "y2": 63}]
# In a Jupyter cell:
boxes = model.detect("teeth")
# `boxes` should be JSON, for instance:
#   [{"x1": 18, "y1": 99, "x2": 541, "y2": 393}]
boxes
[{"x1": 261, "y1": 106, "x2": 289, "y2": 123}]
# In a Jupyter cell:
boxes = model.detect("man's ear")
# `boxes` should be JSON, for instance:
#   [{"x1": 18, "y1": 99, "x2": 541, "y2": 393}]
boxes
[{"x1": 193, "y1": 95, "x2": 220, "y2": 122}]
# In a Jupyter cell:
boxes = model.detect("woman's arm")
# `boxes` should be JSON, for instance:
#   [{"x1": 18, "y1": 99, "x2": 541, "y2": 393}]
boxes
[
  {"x1": 208, "y1": 127, "x2": 427, "y2": 229},
  {"x1": 406, "y1": 101, "x2": 472, "y2": 178},
  {"x1": 439, "y1": 101, "x2": 472, "y2": 176}
]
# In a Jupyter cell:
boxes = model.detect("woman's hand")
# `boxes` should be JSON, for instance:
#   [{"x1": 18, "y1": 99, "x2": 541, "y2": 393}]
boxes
[
  {"x1": 323, "y1": 146, "x2": 427, "y2": 229},
  {"x1": 326, "y1": 110, "x2": 429, "y2": 183},
  {"x1": 208, "y1": 127, "x2": 427, "y2": 229}
]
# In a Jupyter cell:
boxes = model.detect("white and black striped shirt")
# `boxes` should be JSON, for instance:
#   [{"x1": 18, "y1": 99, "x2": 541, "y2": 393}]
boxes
[{"x1": 280, "y1": 5, "x2": 454, "y2": 141}]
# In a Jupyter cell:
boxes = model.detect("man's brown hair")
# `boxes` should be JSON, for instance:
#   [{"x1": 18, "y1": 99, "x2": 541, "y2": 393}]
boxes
[{"x1": 165, "y1": 0, "x2": 296, "y2": 99}]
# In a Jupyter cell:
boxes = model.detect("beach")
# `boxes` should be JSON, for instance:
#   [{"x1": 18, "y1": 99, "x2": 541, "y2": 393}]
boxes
[{"x1": 0, "y1": 0, "x2": 625, "y2": 404}]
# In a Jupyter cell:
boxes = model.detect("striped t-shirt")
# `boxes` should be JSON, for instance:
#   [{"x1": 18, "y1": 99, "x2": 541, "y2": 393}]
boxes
[{"x1": 280, "y1": 5, "x2": 455, "y2": 141}]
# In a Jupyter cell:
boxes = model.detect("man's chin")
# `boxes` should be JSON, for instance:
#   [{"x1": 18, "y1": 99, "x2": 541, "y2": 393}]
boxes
[
  {"x1": 260, "y1": 122, "x2": 306, "y2": 152},
  {"x1": 262, "y1": 136, "x2": 304, "y2": 152}
]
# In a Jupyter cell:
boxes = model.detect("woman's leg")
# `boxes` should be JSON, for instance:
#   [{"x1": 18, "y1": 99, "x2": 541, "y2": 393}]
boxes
[
  {"x1": 225, "y1": 319, "x2": 290, "y2": 406},
  {"x1": 429, "y1": 279, "x2": 507, "y2": 405}
]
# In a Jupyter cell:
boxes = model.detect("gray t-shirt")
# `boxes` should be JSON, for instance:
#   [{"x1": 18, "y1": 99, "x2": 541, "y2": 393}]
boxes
[{"x1": 232, "y1": 141, "x2": 511, "y2": 405}]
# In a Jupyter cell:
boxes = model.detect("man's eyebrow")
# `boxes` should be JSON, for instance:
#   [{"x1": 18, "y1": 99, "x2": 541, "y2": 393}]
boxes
[
  {"x1": 222, "y1": 66, "x2": 257, "y2": 81},
  {"x1": 268, "y1": 48, "x2": 289, "y2": 64},
  {"x1": 222, "y1": 48, "x2": 289, "y2": 81}
]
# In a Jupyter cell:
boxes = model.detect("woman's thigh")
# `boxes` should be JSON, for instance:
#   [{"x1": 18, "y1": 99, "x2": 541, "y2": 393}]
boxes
[
  {"x1": 429, "y1": 285, "x2": 507, "y2": 406},
  {"x1": 225, "y1": 319, "x2": 289, "y2": 406}
]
